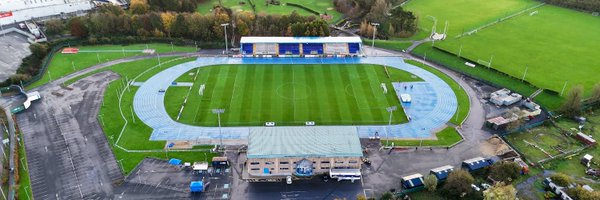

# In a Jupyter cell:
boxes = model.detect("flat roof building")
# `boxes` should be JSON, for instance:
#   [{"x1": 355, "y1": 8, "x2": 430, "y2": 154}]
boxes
[
  {"x1": 243, "y1": 126, "x2": 363, "y2": 182},
  {"x1": 429, "y1": 165, "x2": 454, "y2": 181},
  {"x1": 240, "y1": 36, "x2": 362, "y2": 57},
  {"x1": 462, "y1": 157, "x2": 494, "y2": 172},
  {"x1": 0, "y1": 0, "x2": 93, "y2": 25}
]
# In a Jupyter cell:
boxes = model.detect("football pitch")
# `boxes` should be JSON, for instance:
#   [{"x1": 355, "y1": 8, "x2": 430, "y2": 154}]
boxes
[
  {"x1": 405, "y1": 0, "x2": 600, "y2": 95},
  {"x1": 164, "y1": 64, "x2": 423, "y2": 127}
]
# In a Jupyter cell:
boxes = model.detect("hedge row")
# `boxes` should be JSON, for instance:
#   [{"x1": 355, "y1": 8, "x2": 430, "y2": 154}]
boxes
[{"x1": 286, "y1": 3, "x2": 321, "y2": 15}]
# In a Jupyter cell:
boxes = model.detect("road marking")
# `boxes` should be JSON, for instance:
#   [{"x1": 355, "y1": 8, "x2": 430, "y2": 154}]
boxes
[{"x1": 45, "y1": 146, "x2": 48, "y2": 152}]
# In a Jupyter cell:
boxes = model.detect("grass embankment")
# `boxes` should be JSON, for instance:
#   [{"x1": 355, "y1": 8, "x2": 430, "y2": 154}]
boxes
[
  {"x1": 362, "y1": 39, "x2": 413, "y2": 52},
  {"x1": 77, "y1": 57, "x2": 218, "y2": 175},
  {"x1": 165, "y1": 64, "x2": 421, "y2": 127},
  {"x1": 197, "y1": 0, "x2": 343, "y2": 22},
  {"x1": 27, "y1": 43, "x2": 197, "y2": 89},
  {"x1": 383, "y1": 127, "x2": 463, "y2": 147},
  {"x1": 412, "y1": 44, "x2": 563, "y2": 110}
]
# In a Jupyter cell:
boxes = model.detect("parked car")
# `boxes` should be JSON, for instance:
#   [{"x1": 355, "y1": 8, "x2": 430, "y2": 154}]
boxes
[
  {"x1": 322, "y1": 175, "x2": 330, "y2": 182},
  {"x1": 471, "y1": 184, "x2": 481, "y2": 191},
  {"x1": 286, "y1": 176, "x2": 292, "y2": 184}
]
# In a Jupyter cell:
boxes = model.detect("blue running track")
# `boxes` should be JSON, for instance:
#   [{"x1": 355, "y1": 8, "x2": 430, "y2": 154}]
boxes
[{"x1": 133, "y1": 57, "x2": 457, "y2": 141}]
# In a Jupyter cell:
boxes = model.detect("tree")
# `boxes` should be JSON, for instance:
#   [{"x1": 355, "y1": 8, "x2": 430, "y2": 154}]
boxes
[
  {"x1": 424, "y1": 174, "x2": 438, "y2": 192},
  {"x1": 568, "y1": 186, "x2": 600, "y2": 200},
  {"x1": 68, "y1": 17, "x2": 88, "y2": 38},
  {"x1": 550, "y1": 173, "x2": 572, "y2": 187},
  {"x1": 588, "y1": 83, "x2": 600, "y2": 105},
  {"x1": 130, "y1": 0, "x2": 150, "y2": 14},
  {"x1": 160, "y1": 12, "x2": 176, "y2": 37},
  {"x1": 443, "y1": 169, "x2": 475, "y2": 198},
  {"x1": 45, "y1": 19, "x2": 64, "y2": 36},
  {"x1": 560, "y1": 85, "x2": 584, "y2": 117},
  {"x1": 483, "y1": 183, "x2": 517, "y2": 200},
  {"x1": 170, "y1": 13, "x2": 188, "y2": 37},
  {"x1": 489, "y1": 161, "x2": 521, "y2": 183},
  {"x1": 379, "y1": 192, "x2": 394, "y2": 200},
  {"x1": 356, "y1": 194, "x2": 368, "y2": 200},
  {"x1": 29, "y1": 43, "x2": 49, "y2": 59}
]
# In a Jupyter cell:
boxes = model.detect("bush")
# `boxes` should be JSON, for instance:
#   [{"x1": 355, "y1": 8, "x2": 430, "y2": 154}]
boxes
[
  {"x1": 442, "y1": 169, "x2": 475, "y2": 199},
  {"x1": 489, "y1": 161, "x2": 521, "y2": 183},
  {"x1": 550, "y1": 173, "x2": 572, "y2": 187}
]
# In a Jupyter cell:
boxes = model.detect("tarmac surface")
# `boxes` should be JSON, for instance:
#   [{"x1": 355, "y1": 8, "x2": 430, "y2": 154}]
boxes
[
  {"x1": 0, "y1": 32, "x2": 31, "y2": 82},
  {"x1": 113, "y1": 158, "x2": 232, "y2": 200},
  {"x1": 17, "y1": 71, "x2": 123, "y2": 199}
]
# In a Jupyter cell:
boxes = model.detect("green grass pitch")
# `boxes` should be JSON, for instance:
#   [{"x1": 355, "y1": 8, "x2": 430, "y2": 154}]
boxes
[
  {"x1": 165, "y1": 64, "x2": 423, "y2": 127},
  {"x1": 404, "y1": 0, "x2": 539, "y2": 40},
  {"x1": 435, "y1": 4, "x2": 600, "y2": 93}
]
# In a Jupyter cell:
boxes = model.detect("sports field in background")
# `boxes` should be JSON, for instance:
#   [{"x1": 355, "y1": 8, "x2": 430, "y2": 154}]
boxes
[
  {"x1": 436, "y1": 4, "x2": 600, "y2": 93},
  {"x1": 27, "y1": 43, "x2": 196, "y2": 89},
  {"x1": 404, "y1": 0, "x2": 539, "y2": 40},
  {"x1": 165, "y1": 64, "x2": 423, "y2": 127},
  {"x1": 196, "y1": 0, "x2": 342, "y2": 22}
]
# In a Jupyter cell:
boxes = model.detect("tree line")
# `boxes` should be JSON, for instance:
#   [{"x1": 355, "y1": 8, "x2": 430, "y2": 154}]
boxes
[
  {"x1": 55, "y1": 4, "x2": 329, "y2": 44},
  {"x1": 334, "y1": 0, "x2": 417, "y2": 39},
  {"x1": 542, "y1": 0, "x2": 600, "y2": 13}
]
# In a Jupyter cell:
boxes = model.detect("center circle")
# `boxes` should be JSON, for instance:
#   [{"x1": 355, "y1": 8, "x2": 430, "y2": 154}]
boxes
[{"x1": 276, "y1": 83, "x2": 311, "y2": 100}]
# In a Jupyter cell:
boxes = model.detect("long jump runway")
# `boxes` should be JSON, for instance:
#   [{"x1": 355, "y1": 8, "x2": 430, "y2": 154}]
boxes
[{"x1": 133, "y1": 57, "x2": 457, "y2": 141}]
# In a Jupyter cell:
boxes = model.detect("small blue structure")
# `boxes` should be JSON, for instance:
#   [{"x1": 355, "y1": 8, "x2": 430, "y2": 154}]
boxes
[
  {"x1": 190, "y1": 181, "x2": 204, "y2": 192},
  {"x1": 168, "y1": 158, "x2": 182, "y2": 165},
  {"x1": 429, "y1": 165, "x2": 454, "y2": 181},
  {"x1": 462, "y1": 157, "x2": 494, "y2": 172},
  {"x1": 401, "y1": 173, "x2": 424, "y2": 189}
]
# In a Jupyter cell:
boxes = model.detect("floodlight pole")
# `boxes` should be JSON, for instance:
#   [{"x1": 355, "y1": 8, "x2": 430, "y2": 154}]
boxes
[
  {"x1": 212, "y1": 109, "x2": 225, "y2": 148},
  {"x1": 221, "y1": 23, "x2": 230, "y2": 55},
  {"x1": 386, "y1": 106, "x2": 397, "y2": 147},
  {"x1": 370, "y1": 23, "x2": 380, "y2": 56},
  {"x1": 458, "y1": 44, "x2": 463, "y2": 57}
]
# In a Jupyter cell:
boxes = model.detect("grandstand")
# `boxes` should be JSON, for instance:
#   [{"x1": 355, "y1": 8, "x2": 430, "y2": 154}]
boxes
[{"x1": 240, "y1": 37, "x2": 363, "y2": 57}]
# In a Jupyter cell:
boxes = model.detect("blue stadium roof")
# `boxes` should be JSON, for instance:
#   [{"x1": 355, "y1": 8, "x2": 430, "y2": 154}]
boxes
[{"x1": 240, "y1": 36, "x2": 362, "y2": 44}]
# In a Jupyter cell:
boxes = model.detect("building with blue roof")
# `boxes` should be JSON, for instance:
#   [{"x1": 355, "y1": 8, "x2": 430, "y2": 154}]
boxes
[
  {"x1": 243, "y1": 126, "x2": 363, "y2": 182},
  {"x1": 401, "y1": 173, "x2": 425, "y2": 189},
  {"x1": 240, "y1": 36, "x2": 363, "y2": 57},
  {"x1": 462, "y1": 157, "x2": 494, "y2": 172},
  {"x1": 429, "y1": 165, "x2": 454, "y2": 181}
]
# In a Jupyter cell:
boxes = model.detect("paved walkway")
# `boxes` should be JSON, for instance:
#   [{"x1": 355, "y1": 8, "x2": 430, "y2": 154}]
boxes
[{"x1": 133, "y1": 57, "x2": 457, "y2": 142}]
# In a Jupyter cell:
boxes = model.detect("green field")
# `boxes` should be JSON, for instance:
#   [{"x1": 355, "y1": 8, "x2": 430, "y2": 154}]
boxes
[
  {"x1": 435, "y1": 4, "x2": 600, "y2": 93},
  {"x1": 404, "y1": 0, "x2": 539, "y2": 40},
  {"x1": 78, "y1": 57, "x2": 219, "y2": 174},
  {"x1": 27, "y1": 43, "x2": 196, "y2": 89},
  {"x1": 383, "y1": 127, "x2": 462, "y2": 147},
  {"x1": 165, "y1": 64, "x2": 423, "y2": 126},
  {"x1": 197, "y1": 0, "x2": 342, "y2": 22}
]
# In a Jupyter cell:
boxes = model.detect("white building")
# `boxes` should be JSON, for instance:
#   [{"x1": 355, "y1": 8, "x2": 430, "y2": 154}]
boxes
[{"x1": 0, "y1": 0, "x2": 93, "y2": 25}]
